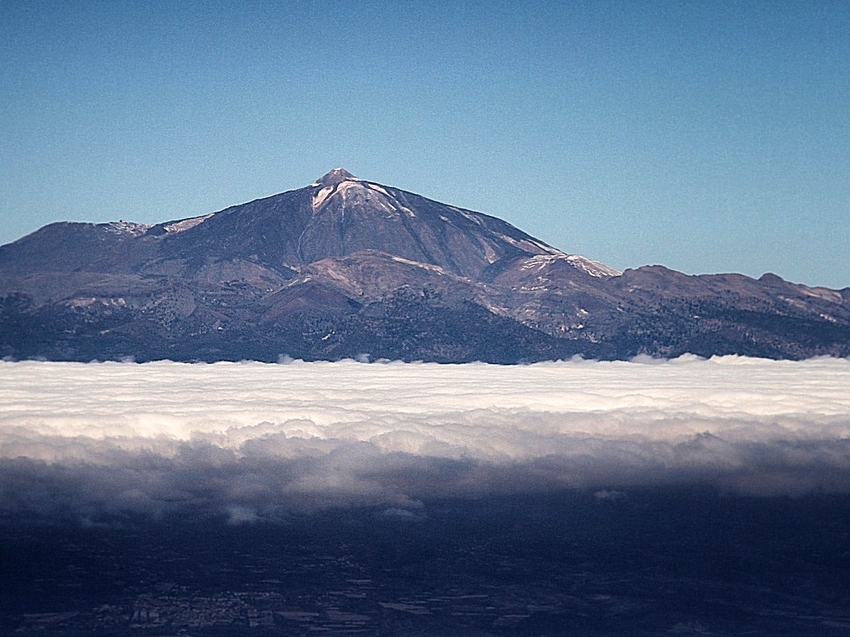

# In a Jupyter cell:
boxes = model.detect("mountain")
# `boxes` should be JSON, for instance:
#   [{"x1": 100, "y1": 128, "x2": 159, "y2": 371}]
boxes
[{"x1": 2, "y1": 169, "x2": 849, "y2": 362}]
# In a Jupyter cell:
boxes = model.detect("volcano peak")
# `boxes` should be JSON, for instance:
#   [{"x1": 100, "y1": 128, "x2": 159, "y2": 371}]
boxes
[{"x1": 313, "y1": 168, "x2": 357, "y2": 187}]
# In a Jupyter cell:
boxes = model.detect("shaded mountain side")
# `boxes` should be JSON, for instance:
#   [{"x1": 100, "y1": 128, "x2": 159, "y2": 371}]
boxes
[{"x1": 1, "y1": 169, "x2": 849, "y2": 362}]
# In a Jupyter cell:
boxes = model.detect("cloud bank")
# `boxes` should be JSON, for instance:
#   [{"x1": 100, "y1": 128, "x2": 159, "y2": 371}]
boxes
[{"x1": 2, "y1": 356, "x2": 850, "y2": 523}]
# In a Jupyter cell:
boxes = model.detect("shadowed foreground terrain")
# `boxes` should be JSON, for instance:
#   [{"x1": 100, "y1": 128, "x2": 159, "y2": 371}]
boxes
[{"x1": 3, "y1": 489, "x2": 849, "y2": 636}]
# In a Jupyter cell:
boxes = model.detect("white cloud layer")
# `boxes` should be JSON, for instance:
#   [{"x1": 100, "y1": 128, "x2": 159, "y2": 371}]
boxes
[{"x1": 2, "y1": 356, "x2": 850, "y2": 522}]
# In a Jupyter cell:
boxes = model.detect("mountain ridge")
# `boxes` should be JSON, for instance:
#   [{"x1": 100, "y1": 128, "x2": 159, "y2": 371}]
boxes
[{"x1": 1, "y1": 169, "x2": 848, "y2": 363}]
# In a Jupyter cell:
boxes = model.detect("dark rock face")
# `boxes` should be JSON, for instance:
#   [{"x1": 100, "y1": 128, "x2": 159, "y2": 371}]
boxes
[{"x1": 1, "y1": 169, "x2": 849, "y2": 362}]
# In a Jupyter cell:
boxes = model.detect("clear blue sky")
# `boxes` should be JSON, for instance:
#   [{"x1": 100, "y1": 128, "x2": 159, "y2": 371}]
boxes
[{"x1": 2, "y1": 1, "x2": 849, "y2": 288}]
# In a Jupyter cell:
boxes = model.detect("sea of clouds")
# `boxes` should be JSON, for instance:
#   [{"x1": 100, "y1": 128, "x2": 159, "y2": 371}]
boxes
[{"x1": 2, "y1": 356, "x2": 850, "y2": 523}]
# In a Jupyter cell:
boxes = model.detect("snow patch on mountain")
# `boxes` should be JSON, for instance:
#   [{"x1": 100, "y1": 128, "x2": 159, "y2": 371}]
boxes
[
  {"x1": 312, "y1": 185, "x2": 335, "y2": 209},
  {"x1": 164, "y1": 214, "x2": 214, "y2": 234},
  {"x1": 481, "y1": 240, "x2": 498, "y2": 264},
  {"x1": 365, "y1": 183, "x2": 390, "y2": 197},
  {"x1": 799, "y1": 285, "x2": 844, "y2": 303},
  {"x1": 498, "y1": 235, "x2": 562, "y2": 257},
  {"x1": 389, "y1": 254, "x2": 450, "y2": 275},
  {"x1": 519, "y1": 254, "x2": 621, "y2": 278},
  {"x1": 103, "y1": 221, "x2": 152, "y2": 236},
  {"x1": 565, "y1": 255, "x2": 622, "y2": 277},
  {"x1": 311, "y1": 178, "x2": 417, "y2": 219},
  {"x1": 459, "y1": 210, "x2": 484, "y2": 226},
  {"x1": 521, "y1": 255, "x2": 560, "y2": 271}
]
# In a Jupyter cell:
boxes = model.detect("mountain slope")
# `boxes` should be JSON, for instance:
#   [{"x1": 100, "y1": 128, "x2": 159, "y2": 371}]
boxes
[{"x1": 1, "y1": 169, "x2": 848, "y2": 362}]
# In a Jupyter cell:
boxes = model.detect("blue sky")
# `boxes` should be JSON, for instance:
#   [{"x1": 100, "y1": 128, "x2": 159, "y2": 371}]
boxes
[{"x1": 2, "y1": 1, "x2": 849, "y2": 288}]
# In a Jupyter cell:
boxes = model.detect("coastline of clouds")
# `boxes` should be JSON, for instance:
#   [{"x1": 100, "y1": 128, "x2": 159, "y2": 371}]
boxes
[{"x1": 2, "y1": 356, "x2": 850, "y2": 523}]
